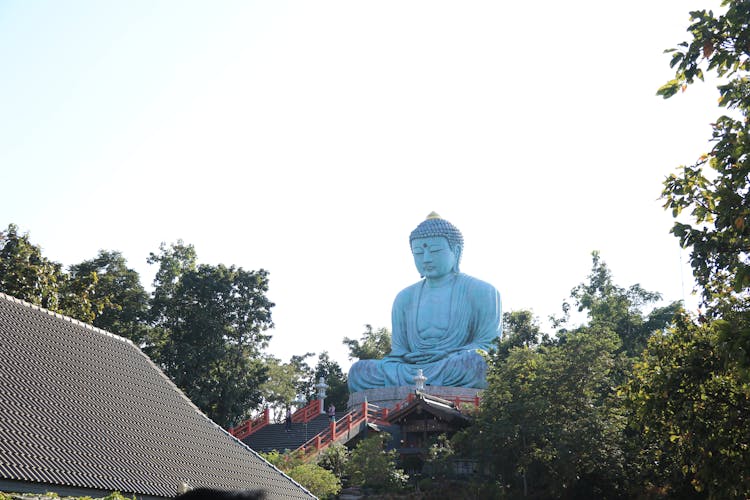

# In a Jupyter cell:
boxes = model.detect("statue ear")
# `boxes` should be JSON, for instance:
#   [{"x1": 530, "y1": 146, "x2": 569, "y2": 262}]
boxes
[{"x1": 453, "y1": 244, "x2": 462, "y2": 273}]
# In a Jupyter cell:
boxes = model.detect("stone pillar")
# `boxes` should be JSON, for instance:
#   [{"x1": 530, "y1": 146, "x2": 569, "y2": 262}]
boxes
[
  {"x1": 414, "y1": 369, "x2": 427, "y2": 392},
  {"x1": 315, "y1": 377, "x2": 329, "y2": 415}
]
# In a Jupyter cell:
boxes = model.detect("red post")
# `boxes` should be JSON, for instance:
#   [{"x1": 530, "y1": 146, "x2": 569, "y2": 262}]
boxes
[
  {"x1": 474, "y1": 395, "x2": 480, "y2": 407},
  {"x1": 347, "y1": 414, "x2": 352, "y2": 431},
  {"x1": 330, "y1": 421, "x2": 336, "y2": 440},
  {"x1": 315, "y1": 435, "x2": 321, "y2": 450}
]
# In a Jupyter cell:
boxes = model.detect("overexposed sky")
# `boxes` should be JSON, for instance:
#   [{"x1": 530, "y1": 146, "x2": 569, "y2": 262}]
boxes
[{"x1": 1, "y1": 1, "x2": 722, "y2": 369}]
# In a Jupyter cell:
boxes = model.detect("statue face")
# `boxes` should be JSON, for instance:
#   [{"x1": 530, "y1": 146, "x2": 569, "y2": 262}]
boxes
[{"x1": 411, "y1": 236, "x2": 457, "y2": 280}]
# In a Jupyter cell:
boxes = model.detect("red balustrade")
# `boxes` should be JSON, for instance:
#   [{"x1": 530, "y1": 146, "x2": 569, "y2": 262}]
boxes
[
  {"x1": 229, "y1": 399, "x2": 326, "y2": 440},
  {"x1": 449, "y1": 394, "x2": 481, "y2": 410},
  {"x1": 229, "y1": 408, "x2": 270, "y2": 440},
  {"x1": 292, "y1": 399, "x2": 322, "y2": 423},
  {"x1": 295, "y1": 402, "x2": 372, "y2": 458},
  {"x1": 261, "y1": 392, "x2": 484, "y2": 460}
]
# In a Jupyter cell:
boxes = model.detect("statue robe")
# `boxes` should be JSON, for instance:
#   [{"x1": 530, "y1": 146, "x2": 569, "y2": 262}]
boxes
[{"x1": 348, "y1": 273, "x2": 502, "y2": 392}]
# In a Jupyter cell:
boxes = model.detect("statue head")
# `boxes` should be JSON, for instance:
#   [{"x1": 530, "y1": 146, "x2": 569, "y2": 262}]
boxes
[{"x1": 410, "y1": 212, "x2": 463, "y2": 275}]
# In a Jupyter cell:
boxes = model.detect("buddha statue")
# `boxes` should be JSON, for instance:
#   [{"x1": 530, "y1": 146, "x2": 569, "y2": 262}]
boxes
[{"x1": 347, "y1": 212, "x2": 502, "y2": 392}]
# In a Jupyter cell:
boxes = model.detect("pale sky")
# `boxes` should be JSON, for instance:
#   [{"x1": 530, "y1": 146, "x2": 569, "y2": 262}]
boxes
[{"x1": 1, "y1": 1, "x2": 722, "y2": 370}]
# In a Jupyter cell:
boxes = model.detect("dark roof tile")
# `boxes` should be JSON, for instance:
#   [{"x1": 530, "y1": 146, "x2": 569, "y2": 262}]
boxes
[{"x1": 0, "y1": 293, "x2": 313, "y2": 499}]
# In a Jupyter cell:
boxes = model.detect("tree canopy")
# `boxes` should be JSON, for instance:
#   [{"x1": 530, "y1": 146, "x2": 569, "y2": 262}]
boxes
[
  {"x1": 0, "y1": 226, "x2": 278, "y2": 428},
  {"x1": 0, "y1": 223, "x2": 64, "y2": 311},
  {"x1": 659, "y1": 1, "x2": 750, "y2": 314},
  {"x1": 146, "y1": 241, "x2": 274, "y2": 427},
  {"x1": 343, "y1": 324, "x2": 391, "y2": 360}
]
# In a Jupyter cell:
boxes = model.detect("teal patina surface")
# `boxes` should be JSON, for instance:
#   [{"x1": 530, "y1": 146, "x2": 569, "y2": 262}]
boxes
[{"x1": 348, "y1": 213, "x2": 502, "y2": 392}]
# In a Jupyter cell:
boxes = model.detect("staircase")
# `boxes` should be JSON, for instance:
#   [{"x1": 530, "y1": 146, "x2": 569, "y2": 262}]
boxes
[
  {"x1": 293, "y1": 402, "x2": 391, "y2": 462},
  {"x1": 234, "y1": 392, "x2": 483, "y2": 459},
  {"x1": 241, "y1": 412, "x2": 345, "y2": 453}
]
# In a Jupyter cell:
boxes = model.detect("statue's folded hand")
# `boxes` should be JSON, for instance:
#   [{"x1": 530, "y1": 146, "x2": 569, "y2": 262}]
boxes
[{"x1": 403, "y1": 351, "x2": 447, "y2": 363}]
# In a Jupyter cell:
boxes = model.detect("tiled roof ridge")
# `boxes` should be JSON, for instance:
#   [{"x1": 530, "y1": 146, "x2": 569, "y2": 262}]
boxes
[
  {"x1": 0, "y1": 292, "x2": 315, "y2": 498},
  {"x1": 0, "y1": 292, "x2": 134, "y2": 346}
]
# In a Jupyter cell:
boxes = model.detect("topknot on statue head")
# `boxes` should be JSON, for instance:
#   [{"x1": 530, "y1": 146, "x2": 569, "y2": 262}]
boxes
[{"x1": 410, "y1": 212, "x2": 464, "y2": 252}]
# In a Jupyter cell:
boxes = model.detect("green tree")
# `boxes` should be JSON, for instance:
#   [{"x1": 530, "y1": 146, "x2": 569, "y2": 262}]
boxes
[
  {"x1": 261, "y1": 449, "x2": 306, "y2": 471},
  {"x1": 422, "y1": 434, "x2": 456, "y2": 480},
  {"x1": 345, "y1": 433, "x2": 408, "y2": 493},
  {"x1": 287, "y1": 463, "x2": 341, "y2": 499},
  {"x1": 263, "y1": 449, "x2": 341, "y2": 499},
  {"x1": 659, "y1": 0, "x2": 750, "y2": 387},
  {"x1": 316, "y1": 442, "x2": 349, "y2": 482},
  {"x1": 64, "y1": 250, "x2": 150, "y2": 344},
  {"x1": 659, "y1": 1, "x2": 750, "y2": 312},
  {"x1": 0, "y1": 223, "x2": 64, "y2": 310},
  {"x1": 313, "y1": 351, "x2": 348, "y2": 411},
  {"x1": 289, "y1": 352, "x2": 316, "y2": 403},
  {"x1": 147, "y1": 241, "x2": 274, "y2": 427},
  {"x1": 464, "y1": 255, "x2": 677, "y2": 498},
  {"x1": 493, "y1": 309, "x2": 546, "y2": 363},
  {"x1": 260, "y1": 355, "x2": 306, "y2": 421},
  {"x1": 567, "y1": 251, "x2": 681, "y2": 359},
  {"x1": 471, "y1": 327, "x2": 628, "y2": 498},
  {"x1": 613, "y1": 6, "x2": 750, "y2": 496},
  {"x1": 343, "y1": 324, "x2": 391, "y2": 360},
  {"x1": 623, "y1": 314, "x2": 750, "y2": 498}
]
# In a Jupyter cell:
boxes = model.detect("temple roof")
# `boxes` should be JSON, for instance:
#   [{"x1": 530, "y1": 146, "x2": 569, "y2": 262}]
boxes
[
  {"x1": 385, "y1": 391, "x2": 472, "y2": 426},
  {"x1": 0, "y1": 293, "x2": 313, "y2": 499}
]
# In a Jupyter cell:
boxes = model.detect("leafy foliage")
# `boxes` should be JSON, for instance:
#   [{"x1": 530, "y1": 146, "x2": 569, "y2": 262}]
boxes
[
  {"x1": 471, "y1": 327, "x2": 628, "y2": 498},
  {"x1": 623, "y1": 314, "x2": 750, "y2": 498},
  {"x1": 0, "y1": 225, "x2": 150, "y2": 343},
  {"x1": 287, "y1": 463, "x2": 341, "y2": 499},
  {"x1": 259, "y1": 351, "x2": 348, "y2": 421},
  {"x1": 103, "y1": 493, "x2": 136, "y2": 500},
  {"x1": 260, "y1": 355, "x2": 307, "y2": 421},
  {"x1": 287, "y1": 352, "x2": 316, "y2": 402},
  {"x1": 261, "y1": 449, "x2": 306, "y2": 471},
  {"x1": 316, "y1": 442, "x2": 350, "y2": 481},
  {"x1": 146, "y1": 241, "x2": 274, "y2": 427},
  {"x1": 422, "y1": 434, "x2": 456, "y2": 480},
  {"x1": 343, "y1": 324, "x2": 391, "y2": 360},
  {"x1": 648, "y1": 7, "x2": 750, "y2": 496},
  {"x1": 566, "y1": 251, "x2": 681, "y2": 359},
  {"x1": 0, "y1": 223, "x2": 64, "y2": 310},
  {"x1": 464, "y1": 254, "x2": 683, "y2": 498},
  {"x1": 659, "y1": 1, "x2": 750, "y2": 312},
  {"x1": 493, "y1": 310, "x2": 546, "y2": 363},
  {"x1": 313, "y1": 351, "x2": 348, "y2": 411},
  {"x1": 262, "y1": 450, "x2": 341, "y2": 499},
  {"x1": 65, "y1": 250, "x2": 150, "y2": 344},
  {"x1": 345, "y1": 433, "x2": 408, "y2": 492}
]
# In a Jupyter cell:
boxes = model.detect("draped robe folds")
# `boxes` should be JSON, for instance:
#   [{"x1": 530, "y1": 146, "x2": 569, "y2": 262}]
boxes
[{"x1": 348, "y1": 273, "x2": 502, "y2": 392}]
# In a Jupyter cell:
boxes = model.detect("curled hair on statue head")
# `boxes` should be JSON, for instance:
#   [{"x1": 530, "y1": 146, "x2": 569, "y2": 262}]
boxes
[{"x1": 409, "y1": 212, "x2": 463, "y2": 273}]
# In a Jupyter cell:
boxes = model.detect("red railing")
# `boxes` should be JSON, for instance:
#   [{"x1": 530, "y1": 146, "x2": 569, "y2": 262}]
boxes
[
  {"x1": 385, "y1": 392, "x2": 481, "y2": 415},
  {"x1": 292, "y1": 391, "x2": 482, "y2": 458},
  {"x1": 231, "y1": 392, "x2": 481, "y2": 445},
  {"x1": 292, "y1": 399, "x2": 321, "y2": 423},
  {"x1": 229, "y1": 399, "x2": 324, "y2": 439},
  {"x1": 295, "y1": 402, "x2": 384, "y2": 458},
  {"x1": 229, "y1": 408, "x2": 270, "y2": 440}
]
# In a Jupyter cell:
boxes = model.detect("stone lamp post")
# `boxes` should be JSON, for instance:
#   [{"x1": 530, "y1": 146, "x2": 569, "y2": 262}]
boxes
[
  {"x1": 315, "y1": 377, "x2": 329, "y2": 414},
  {"x1": 414, "y1": 369, "x2": 427, "y2": 392}
]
